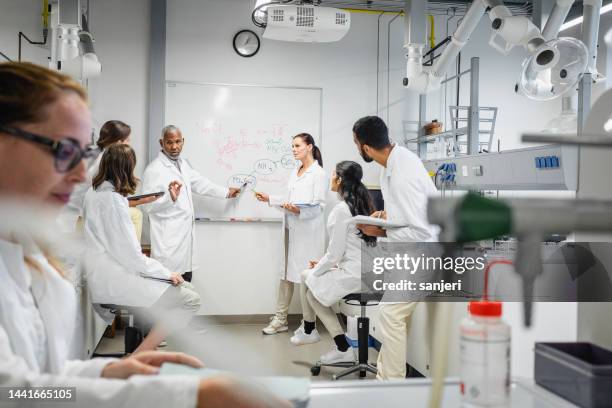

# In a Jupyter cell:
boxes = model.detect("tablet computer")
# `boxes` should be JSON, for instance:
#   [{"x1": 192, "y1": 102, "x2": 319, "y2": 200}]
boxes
[{"x1": 127, "y1": 191, "x2": 165, "y2": 201}]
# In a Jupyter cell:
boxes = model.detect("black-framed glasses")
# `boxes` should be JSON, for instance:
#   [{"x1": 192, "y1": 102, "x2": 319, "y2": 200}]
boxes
[{"x1": 0, "y1": 125, "x2": 99, "y2": 173}]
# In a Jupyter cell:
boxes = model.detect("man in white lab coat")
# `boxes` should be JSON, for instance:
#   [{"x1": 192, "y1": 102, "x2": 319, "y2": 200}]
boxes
[
  {"x1": 352, "y1": 116, "x2": 438, "y2": 380},
  {"x1": 142, "y1": 125, "x2": 240, "y2": 282}
]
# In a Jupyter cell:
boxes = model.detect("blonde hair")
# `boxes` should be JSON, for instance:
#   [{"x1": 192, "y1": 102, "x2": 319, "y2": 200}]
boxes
[
  {"x1": 25, "y1": 255, "x2": 67, "y2": 279},
  {"x1": 0, "y1": 62, "x2": 86, "y2": 279},
  {"x1": 0, "y1": 62, "x2": 87, "y2": 127}
]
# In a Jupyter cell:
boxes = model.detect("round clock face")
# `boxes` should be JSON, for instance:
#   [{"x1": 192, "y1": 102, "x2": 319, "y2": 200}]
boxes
[{"x1": 233, "y1": 30, "x2": 260, "y2": 58}]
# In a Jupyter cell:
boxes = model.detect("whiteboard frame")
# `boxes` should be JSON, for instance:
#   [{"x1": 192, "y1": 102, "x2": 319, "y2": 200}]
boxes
[{"x1": 160, "y1": 80, "x2": 324, "y2": 222}]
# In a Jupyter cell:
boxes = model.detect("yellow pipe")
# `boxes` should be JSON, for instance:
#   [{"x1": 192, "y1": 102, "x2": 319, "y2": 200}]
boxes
[
  {"x1": 428, "y1": 14, "x2": 435, "y2": 49},
  {"x1": 340, "y1": 8, "x2": 404, "y2": 15},
  {"x1": 42, "y1": 0, "x2": 49, "y2": 29}
]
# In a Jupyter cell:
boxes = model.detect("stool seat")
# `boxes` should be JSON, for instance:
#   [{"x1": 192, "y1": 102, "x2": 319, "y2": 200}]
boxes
[{"x1": 343, "y1": 292, "x2": 382, "y2": 304}]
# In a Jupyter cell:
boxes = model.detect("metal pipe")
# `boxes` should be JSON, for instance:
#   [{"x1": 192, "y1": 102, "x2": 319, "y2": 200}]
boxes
[
  {"x1": 376, "y1": 12, "x2": 384, "y2": 115},
  {"x1": 542, "y1": 0, "x2": 575, "y2": 40},
  {"x1": 79, "y1": 14, "x2": 95, "y2": 55},
  {"x1": 455, "y1": 52, "x2": 461, "y2": 130},
  {"x1": 387, "y1": 12, "x2": 401, "y2": 124},
  {"x1": 522, "y1": 133, "x2": 612, "y2": 147},
  {"x1": 582, "y1": 0, "x2": 602, "y2": 74},
  {"x1": 432, "y1": 0, "x2": 487, "y2": 78},
  {"x1": 440, "y1": 68, "x2": 471, "y2": 84},
  {"x1": 0, "y1": 51, "x2": 12, "y2": 61},
  {"x1": 467, "y1": 57, "x2": 479, "y2": 155},
  {"x1": 404, "y1": 0, "x2": 412, "y2": 45},
  {"x1": 428, "y1": 197, "x2": 612, "y2": 236}
]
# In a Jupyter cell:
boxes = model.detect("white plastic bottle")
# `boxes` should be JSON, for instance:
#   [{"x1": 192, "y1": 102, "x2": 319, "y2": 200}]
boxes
[{"x1": 460, "y1": 301, "x2": 511, "y2": 407}]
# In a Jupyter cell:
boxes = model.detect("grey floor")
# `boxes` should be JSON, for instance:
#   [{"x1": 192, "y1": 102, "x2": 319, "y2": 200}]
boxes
[{"x1": 94, "y1": 315, "x2": 378, "y2": 381}]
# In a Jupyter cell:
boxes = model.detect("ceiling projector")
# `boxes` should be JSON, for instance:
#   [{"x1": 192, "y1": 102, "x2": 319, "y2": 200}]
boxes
[{"x1": 262, "y1": 5, "x2": 350, "y2": 43}]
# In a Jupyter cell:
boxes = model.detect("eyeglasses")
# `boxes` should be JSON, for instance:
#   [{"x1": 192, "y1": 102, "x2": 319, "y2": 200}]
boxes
[{"x1": 0, "y1": 125, "x2": 99, "y2": 173}]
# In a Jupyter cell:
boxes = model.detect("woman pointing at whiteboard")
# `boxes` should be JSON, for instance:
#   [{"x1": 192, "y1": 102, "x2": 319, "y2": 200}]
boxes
[{"x1": 255, "y1": 133, "x2": 327, "y2": 335}]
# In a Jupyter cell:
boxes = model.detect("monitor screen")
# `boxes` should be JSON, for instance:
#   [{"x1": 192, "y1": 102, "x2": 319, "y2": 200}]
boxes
[{"x1": 368, "y1": 188, "x2": 384, "y2": 212}]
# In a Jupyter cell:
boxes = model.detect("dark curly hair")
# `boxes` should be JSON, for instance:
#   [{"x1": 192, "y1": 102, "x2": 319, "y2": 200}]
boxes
[{"x1": 335, "y1": 161, "x2": 376, "y2": 246}]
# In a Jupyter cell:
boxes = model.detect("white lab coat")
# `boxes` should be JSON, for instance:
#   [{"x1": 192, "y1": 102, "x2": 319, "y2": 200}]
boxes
[
  {"x1": 270, "y1": 162, "x2": 327, "y2": 283},
  {"x1": 83, "y1": 181, "x2": 172, "y2": 308},
  {"x1": 57, "y1": 153, "x2": 103, "y2": 231},
  {"x1": 305, "y1": 201, "x2": 363, "y2": 307},
  {"x1": 0, "y1": 235, "x2": 199, "y2": 408},
  {"x1": 142, "y1": 152, "x2": 229, "y2": 274},
  {"x1": 381, "y1": 145, "x2": 438, "y2": 243}
]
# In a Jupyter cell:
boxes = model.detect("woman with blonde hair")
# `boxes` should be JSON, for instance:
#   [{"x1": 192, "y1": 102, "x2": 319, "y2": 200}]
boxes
[{"x1": 0, "y1": 61, "x2": 288, "y2": 408}]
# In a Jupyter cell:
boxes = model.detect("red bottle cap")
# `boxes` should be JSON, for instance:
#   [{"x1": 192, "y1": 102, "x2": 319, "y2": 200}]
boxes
[{"x1": 469, "y1": 301, "x2": 502, "y2": 317}]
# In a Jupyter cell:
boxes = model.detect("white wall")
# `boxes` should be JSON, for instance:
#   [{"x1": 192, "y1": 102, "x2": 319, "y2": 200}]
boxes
[
  {"x1": 0, "y1": 0, "x2": 151, "y2": 177},
  {"x1": 87, "y1": 0, "x2": 151, "y2": 176},
  {"x1": 165, "y1": 0, "x2": 404, "y2": 186},
  {"x1": 165, "y1": 0, "x2": 410, "y2": 315},
  {"x1": 0, "y1": 0, "x2": 49, "y2": 65}
]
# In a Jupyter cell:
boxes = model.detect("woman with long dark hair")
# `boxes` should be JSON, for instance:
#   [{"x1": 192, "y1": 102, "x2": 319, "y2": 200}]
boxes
[
  {"x1": 292, "y1": 161, "x2": 376, "y2": 364},
  {"x1": 84, "y1": 144, "x2": 201, "y2": 352},
  {"x1": 255, "y1": 133, "x2": 327, "y2": 335}
]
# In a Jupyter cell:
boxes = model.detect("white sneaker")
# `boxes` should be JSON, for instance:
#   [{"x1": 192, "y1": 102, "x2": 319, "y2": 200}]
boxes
[
  {"x1": 290, "y1": 327, "x2": 321, "y2": 345},
  {"x1": 262, "y1": 317, "x2": 288, "y2": 335},
  {"x1": 320, "y1": 346, "x2": 355, "y2": 364}
]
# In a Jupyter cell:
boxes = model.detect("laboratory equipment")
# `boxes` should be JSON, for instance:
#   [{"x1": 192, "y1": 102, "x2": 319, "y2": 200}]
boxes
[
  {"x1": 251, "y1": 1, "x2": 350, "y2": 43},
  {"x1": 427, "y1": 193, "x2": 612, "y2": 327},
  {"x1": 48, "y1": 0, "x2": 101, "y2": 80},
  {"x1": 460, "y1": 301, "x2": 511, "y2": 407},
  {"x1": 422, "y1": 144, "x2": 578, "y2": 191},
  {"x1": 402, "y1": 0, "x2": 590, "y2": 101}
]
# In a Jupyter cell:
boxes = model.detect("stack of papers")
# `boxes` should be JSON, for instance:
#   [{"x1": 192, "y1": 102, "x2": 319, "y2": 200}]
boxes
[{"x1": 350, "y1": 215, "x2": 408, "y2": 229}]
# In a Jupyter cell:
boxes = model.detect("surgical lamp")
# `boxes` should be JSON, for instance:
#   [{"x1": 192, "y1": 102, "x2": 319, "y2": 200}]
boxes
[{"x1": 403, "y1": 0, "x2": 592, "y2": 101}]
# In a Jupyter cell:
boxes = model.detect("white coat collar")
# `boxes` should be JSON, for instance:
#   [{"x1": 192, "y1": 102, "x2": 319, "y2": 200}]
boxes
[
  {"x1": 0, "y1": 237, "x2": 29, "y2": 290},
  {"x1": 296, "y1": 162, "x2": 319, "y2": 178},
  {"x1": 158, "y1": 151, "x2": 183, "y2": 169},
  {"x1": 0, "y1": 234, "x2": 75, "y2": 373},
  {"x1": 384, "y1": 144, "x2": 399, "y2": 177},
  {"x1": 95, "y1": 180, "x2": 116, "y2": 193}
]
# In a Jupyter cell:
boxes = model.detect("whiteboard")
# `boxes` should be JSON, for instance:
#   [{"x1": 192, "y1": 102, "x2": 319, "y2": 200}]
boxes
[{"x1": 164, "y1": 81, "x2": 322, "y2": 220}]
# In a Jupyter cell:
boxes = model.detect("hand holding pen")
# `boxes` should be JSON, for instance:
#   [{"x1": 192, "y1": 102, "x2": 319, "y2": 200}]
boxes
[{"x1": 254, "y1": 191, "x2": 270, "y2": 203}]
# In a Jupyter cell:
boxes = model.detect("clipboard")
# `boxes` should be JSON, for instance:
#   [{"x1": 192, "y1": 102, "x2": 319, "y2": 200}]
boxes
[
  {"x1": 350, "y1": 215, "x2": 409, "y2": 229},
  {"x1": 293, "y1": 203, "x2": 320, "y2": 208},
  {"x1": 141, "y1": 275, "x2": 173, "y2": 284}
]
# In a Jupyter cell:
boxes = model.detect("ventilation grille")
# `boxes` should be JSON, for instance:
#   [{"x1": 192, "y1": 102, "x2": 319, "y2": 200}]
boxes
[
  {"x1": 296, "y1": 6, "x2": 315, "y2": 27},
  {"x1": 335, "y1": 12, "x2": 347, "y2": 26},
  {"x1": 271, "y1": 8, "x2": 284, "y2": 22}
]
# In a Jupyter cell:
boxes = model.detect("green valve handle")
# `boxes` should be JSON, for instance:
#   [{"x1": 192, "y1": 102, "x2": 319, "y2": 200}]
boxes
[{"x1": 455, "y1": 193, "x2": 512, "y2": 243}]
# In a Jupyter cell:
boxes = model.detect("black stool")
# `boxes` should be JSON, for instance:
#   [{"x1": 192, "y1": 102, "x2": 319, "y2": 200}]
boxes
[
  {"x1": 92, "y1": 304, "x2": 146, "y2": 357},
  {"x1": 311, "y1": 292, "x2": 380, "y2": 380}
]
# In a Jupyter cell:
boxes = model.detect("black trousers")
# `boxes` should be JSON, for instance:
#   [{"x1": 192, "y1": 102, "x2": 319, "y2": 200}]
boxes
[{"x1": 182, "y1": 271, "x2": 193, "y2": 282}]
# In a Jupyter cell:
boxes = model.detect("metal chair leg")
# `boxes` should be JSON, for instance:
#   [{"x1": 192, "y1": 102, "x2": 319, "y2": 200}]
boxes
[{"x1": 333, "y1": 363, "x2": 378, "y2": 380}]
